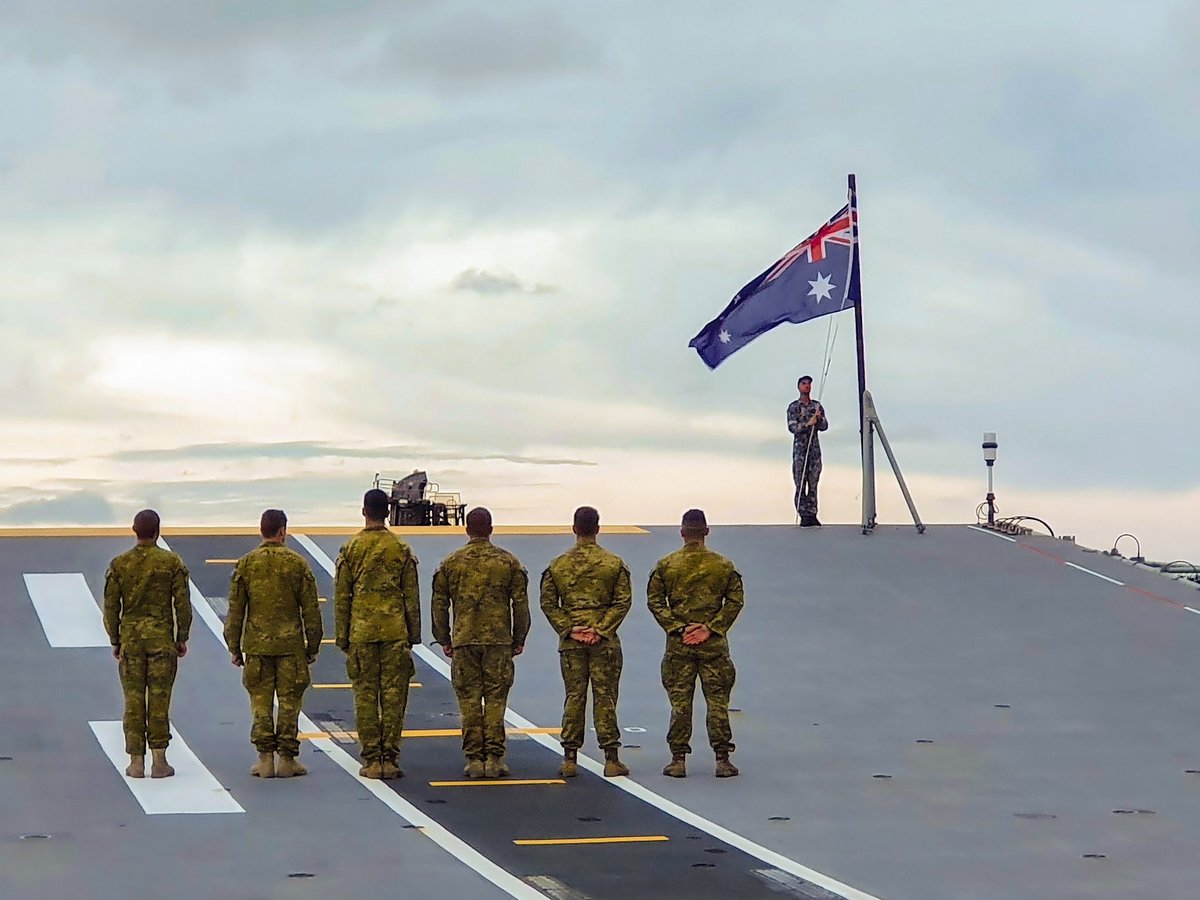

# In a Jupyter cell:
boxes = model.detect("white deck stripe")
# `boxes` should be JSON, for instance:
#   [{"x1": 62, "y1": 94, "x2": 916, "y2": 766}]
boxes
[
  {"x1": 295, "y1": 533, "x2": 880, "y2": 900},
  {"x1": 89, "y1": 721, "x2": 244, "y2": 815},
  {"x1": 169, "y1": 536, "x2": 541, "y2": 900},
  {"x1": 296, "y1": 713, "x2": 542, "y2": 899},
  {"x1": 966, "y1": 525, "x2": 1017, "y2": 543},
  {"x1": 24, "y1": 573, "x2": 111, "y2": 647},
  {"x1": 1186, "y1": 608, "x2": 1200, "y2": 617},
  {"x1": 158, "y1": 538, "x2": 228, "y2": 641},
  {"x1": 1064, "y1": 562, "x2": 1124, "y2": 586}
]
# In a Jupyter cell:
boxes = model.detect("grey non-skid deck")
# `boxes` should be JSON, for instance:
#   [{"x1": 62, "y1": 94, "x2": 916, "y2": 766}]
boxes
[{"x1": 3, "y1": 524, "x2": 1199, "y2": 900}]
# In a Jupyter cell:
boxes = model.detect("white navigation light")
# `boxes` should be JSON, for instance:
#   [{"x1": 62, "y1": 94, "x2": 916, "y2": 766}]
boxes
[
  {"x1": 981, "y1": 432, "x2": 998, "y2": 526},
  {"x1": 982, "y1": 432, "x2": 998, "y2": 465}
]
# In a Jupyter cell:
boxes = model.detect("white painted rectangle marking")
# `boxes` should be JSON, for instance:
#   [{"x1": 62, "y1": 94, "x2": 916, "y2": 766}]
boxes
[
  {"x1": 1064, "y1": 561, "x2": 1124, "y2": 586},
  {"x1": 966, "y1": 525, "x2": 1017, "y2": 543},
  {"x1": 24, "y1": 573, "x2": 111, "y2": 648},
  {"x1": 90, "y1": 721, "x2": 244, "y2": 815}
]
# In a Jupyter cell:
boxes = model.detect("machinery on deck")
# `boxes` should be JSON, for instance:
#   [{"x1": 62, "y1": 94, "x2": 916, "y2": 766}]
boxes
[{"x1": 373, "y1": 470, "x2": 466, "y2": 527}]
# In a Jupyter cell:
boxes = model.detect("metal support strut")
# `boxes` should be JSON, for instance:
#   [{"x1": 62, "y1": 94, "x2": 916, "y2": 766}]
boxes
[{"x1": 861, "y1": 390, "x2": 925, "y2": 535}]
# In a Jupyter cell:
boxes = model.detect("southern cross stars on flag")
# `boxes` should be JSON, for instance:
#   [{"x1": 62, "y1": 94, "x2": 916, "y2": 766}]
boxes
[{"x1": 689, "y1": 204, "x2": 860, "y2": 369}]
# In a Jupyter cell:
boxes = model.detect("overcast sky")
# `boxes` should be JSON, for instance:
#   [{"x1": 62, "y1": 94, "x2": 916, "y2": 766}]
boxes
[{"x1": 1, "y1": 1, "x2": 1197, "y2": 559}]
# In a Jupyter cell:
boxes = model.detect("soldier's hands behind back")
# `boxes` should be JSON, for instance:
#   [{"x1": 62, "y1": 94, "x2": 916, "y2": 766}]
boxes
[
  {"x1": 682, "y1": 624, "x2": 712, "y2": 646},
  {"x1": 570, "y1": 626, "x2": 600, "y2": 645}
]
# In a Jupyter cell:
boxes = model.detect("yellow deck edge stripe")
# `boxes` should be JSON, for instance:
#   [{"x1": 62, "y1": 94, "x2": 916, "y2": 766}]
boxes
[
  {"x1": 514, "y1": 836, "x2": 670, "y2": 846},
  {"x1": 0, "y1": 525, "x2": 650, "y2": 537},
  {"x1": 204, "y1": 559, "x2": 239, "y2": 564},
  {"x1": 313, "y1": 683, "x2": 422, "y2": 689},
  {"x1": 298, "y1": 727, "x2": 560, "y2": 740},
  {"x1": 431, "y1": 779, "x2": 566, "y2": 788}
]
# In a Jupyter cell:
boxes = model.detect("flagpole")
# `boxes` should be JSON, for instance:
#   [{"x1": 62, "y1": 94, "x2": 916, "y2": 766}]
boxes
[
  {"x1": 849, "y1": 173, "x2": 876, "y2": 532},
  {"x1": 849, "y1": 173, "x2": 867, "y2": 450}
]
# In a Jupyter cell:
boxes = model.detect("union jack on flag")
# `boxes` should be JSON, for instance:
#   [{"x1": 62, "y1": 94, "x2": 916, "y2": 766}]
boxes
[{"x1": 689, "y1": 202, "x2": 860, "y2": 370}]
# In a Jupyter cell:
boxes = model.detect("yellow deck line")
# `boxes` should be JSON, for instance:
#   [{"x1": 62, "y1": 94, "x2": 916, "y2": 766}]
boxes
[
  {"x1": 205, "y1": 558, "x2": 239, "y2": 564},
  {"x1": 0, "y1": 525, "x2": 649, "y2": 537},
  {"x1": 514, "y1": 836, "x2": 670, "y2": 846},
  {"x1": 431, "y1": 779, "x2": 565, "y2": 788},
  {"x1": 298, "y1": 727, "x2": 560, "y2": 740},
  {"x1": 313, "y1": 683, "x2": 422, "y2": 689}
]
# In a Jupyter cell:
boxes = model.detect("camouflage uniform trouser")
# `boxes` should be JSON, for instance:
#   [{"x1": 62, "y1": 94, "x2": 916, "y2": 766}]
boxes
[
  {"x1": 661, "y1": 635, "x2": 736, "y2": 755},
  {"x1": 119, "y1": 651, "x2": 178, "y2": 755},
  {"x1": 347, "y1": 641, "x2": 414, "y2": 764},
  {"x1": 793, "y1": 439, "x2": 822, "y2": 519},
  {"x1": 242, "y1": 654, "x2": 310, "y2": 758},
  {"x1": 559, "y1": 641, "x2": 623, "y2": 752},
  {"x1": 451, "y1": 645, "x2": 514, "y2": 761}
]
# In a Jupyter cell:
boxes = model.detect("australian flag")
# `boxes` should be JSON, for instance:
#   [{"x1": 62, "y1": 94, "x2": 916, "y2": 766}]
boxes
[{"x1": 689, "y1": 203, "x2": 860, "y2": 369}]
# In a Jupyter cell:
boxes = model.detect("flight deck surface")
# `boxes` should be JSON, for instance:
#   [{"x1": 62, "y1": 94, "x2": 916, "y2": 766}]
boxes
[{"x1": 3, "y1": 524, "x2": 1199, "y2": 900}]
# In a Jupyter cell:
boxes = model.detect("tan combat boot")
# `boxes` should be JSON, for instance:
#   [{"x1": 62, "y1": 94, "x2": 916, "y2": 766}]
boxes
[
  {"x1": 380, "y1": 759, "x2": 403, "y2": 780},
  {"x1": 250, "y1": 751, "x2": 276, "y2": 778},
  {"x1": 603, "y1": 748, "x2": 629, "y2": 778},
  {"x1": 150, "y1": 749, "x2": 175, "y2": 779},
  {"x1": 275, "y1": 755, "x2": 308, "y2": 778},
  {"x1": 125, "y1": 755, "x2": 145, "y2": 779},
  {"x1": 714, "y1": 752, "x2": 739, "y2": 778},
  {"x1": 483, "y1": 756, "x2": 509, "y2": 778},
  {"x1": 464, "y1": 759, "x2": 486, "y2": 779},
  {"x1": 662, "y1": 753, "x2": 687, "y2": 778},
  {"x1": 359, "y1": 760, "x2": 383, "y2": 779},
  {"x1": 558, "y1": 749, "x2": 578, "y2": 778}
]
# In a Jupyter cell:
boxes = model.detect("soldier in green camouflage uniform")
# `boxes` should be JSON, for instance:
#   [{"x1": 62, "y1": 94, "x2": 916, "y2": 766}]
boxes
[
  {"x1": 225, "y1": 509, "x2": 322, "y2": 779},
  {"x1": 540, "y1": 506, "x2": 632, "y2": 778},
  {"x1": 787, "y1": 375, "x2": 829, "y2": 527},
  {"x1": 647, "y1": 508, "x2": 745, "y2": 778},
  {"x1": 103, "y1": 509, "x2": 191, "y2": 780},
  {"x1": 432, "y1": 507, "x2": 530, "y2": 779},
  {"x1": 335, "y1": 489, "x2": 421, "y2": 781}
]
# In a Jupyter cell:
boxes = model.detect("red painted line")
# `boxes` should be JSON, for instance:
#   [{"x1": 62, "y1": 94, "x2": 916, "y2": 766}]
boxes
[
  {"x1": 1124, "y1": 585, "x2": 1186, "y2": 610},
  {"x1": 1008, "y1": 538, "x2": 1195, "y2": 617},
  {"x1": 1017, "y1": 543, "x2": 1065, "y2": 563}
]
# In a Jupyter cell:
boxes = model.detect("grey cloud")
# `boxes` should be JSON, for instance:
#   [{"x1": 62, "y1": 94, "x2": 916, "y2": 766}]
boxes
[
  {"x1": 1, "y1": 0, "x2": 598, "y2": 92},
  {"x1": 1, "y1": 1, "x2": 402, "y2": 70},
  {"x1": 450, "y1": 268, "x2": 556, "y2": 296},
  {"x1": 0, "y1": 491, "x2": 116, "y2": 525},
  {"x1": 362, "y1": 4, "x2": 602, "y2": 89}
]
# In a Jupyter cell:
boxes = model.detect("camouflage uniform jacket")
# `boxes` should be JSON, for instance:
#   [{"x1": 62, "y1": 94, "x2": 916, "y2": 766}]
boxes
[
  {"x1": 224, "y1": 542, "x2": 322, "y2": 657},
  {"x1": 431, "y1": 538, "x2": 530, "y2": 649},
  {"x1": 103, "y1": 544, "x2": 192, "y2": 654},
  {"x1": 334, "y1": 526, "x2": 420, "y2": 649},
  {"x1": 540, "y1": 541, "x2": 632, "y2": 651},
  {"x1": 787, "y1": 398, "x2": 829, "y2": 452},
  {"x1": 647, "y1": 543, "x2": 745, "y2": 637}
]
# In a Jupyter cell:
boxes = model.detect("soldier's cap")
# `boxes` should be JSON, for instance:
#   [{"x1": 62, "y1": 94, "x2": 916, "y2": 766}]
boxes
[{"x1": 798, "y1": 375, "x2": 813, "y2": 384}]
